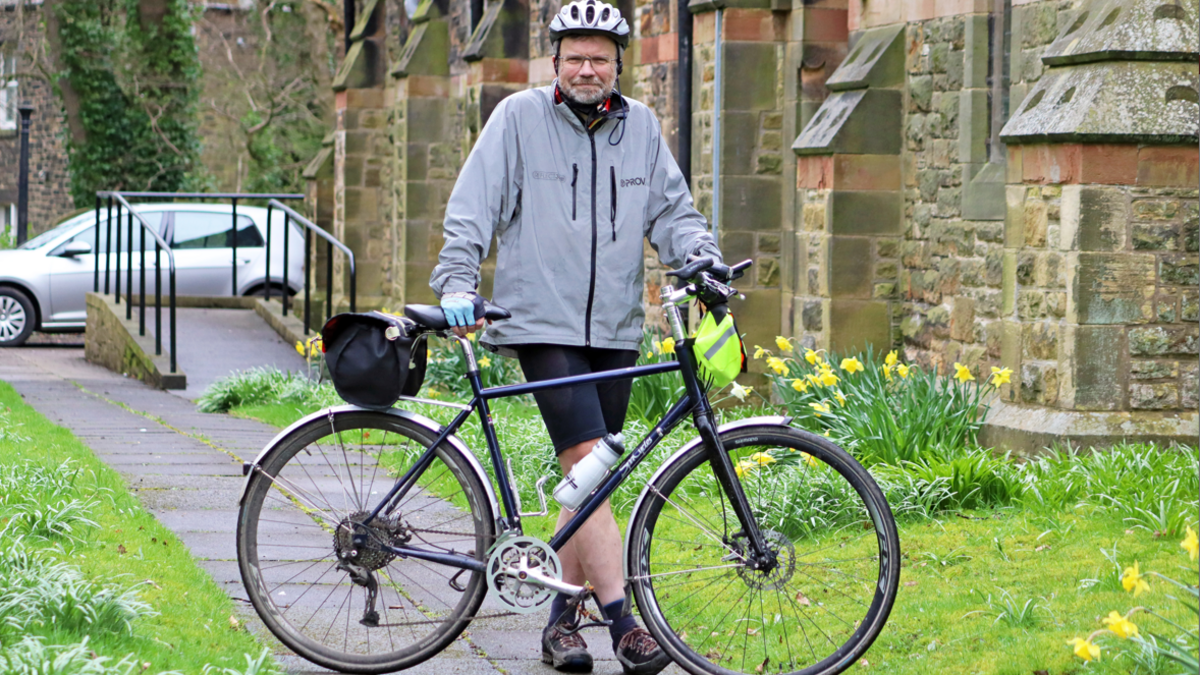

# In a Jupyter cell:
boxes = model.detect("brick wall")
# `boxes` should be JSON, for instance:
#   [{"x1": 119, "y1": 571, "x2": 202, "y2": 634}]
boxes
[{"x1": 0, "y1": 4, "x2": 75, "y2": 238}]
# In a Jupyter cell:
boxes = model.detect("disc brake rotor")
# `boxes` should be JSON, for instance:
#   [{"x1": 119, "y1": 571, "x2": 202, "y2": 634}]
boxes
[
  {"x1": 486, "y1": 536, "x2": 562, "y2": 614},
  {"x1": 734, "y1": 530, "x2": 796, "y2": 591}
]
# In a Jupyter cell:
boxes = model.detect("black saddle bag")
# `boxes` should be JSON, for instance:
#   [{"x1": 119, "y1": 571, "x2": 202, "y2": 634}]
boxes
[{"x1": 321, "y1": 312, "x2": 428, "y2": 410}]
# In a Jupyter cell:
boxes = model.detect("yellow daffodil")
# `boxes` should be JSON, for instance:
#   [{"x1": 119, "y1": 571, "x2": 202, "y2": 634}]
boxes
[
  {"x1": 806, "y1": 373, "x2": 822, "y2": 388},
  {"x1": 305, "y1": 336, "x2": 322, "y2": 357},
  {"x1": 478, "y1": 356, "x2": 491, "y2": 367},
  {"x1": 809, "y1": 402, "x2": 830, "y2": 417},
  {"x1": 734, "y1": 459, "x2": 757, "y2": 479},
  {"x1": 753, "y1": 345, "x2": 768, "y2": 359},
  {"x1": 775, "y1": 336, "x2": 793, "y2": 352},
  {"x1": 730, "y1": 382, "x2": 752, "y2": 401},
  {"x1": 881, "y1": 364, "x2": 893, "y2": 382},
  {"x1": 822, "y1": 430, "x2": 831, "y2": 437},
  {"x1": 819, "y1": 369, "x2": 840, "y2": 387},
  {"x1": 295, "y1": 341, "x2": 306, "y2": 356},
  {"x1": 804, "y1": 349, "x2": 821, "y2": 365},
  {"x1": 953, "y1": 362, "x2": 974, "y2": 383},
  {"x1": 749, "y1": 452, "x2": 776, "y2": 466},
  {"x1": 1183, "y1": 526, "x2": 1198, "y2": 562},
  {"x1": 1066, "y1": 637, "x2": 1100, "y2": 662},
  {"x1": 1122, "y1": 562, "x2": 1150, "y2": 597},
  {"x1": 990, "y1": 366, "x2": 1012, "y2": 386},
  {"x1": 791, "y1": 379, "x2": 808, "y2": 393},
  {"x1": 885, "y1": 350, "x2": 898, "y2": 367},
  {"x1": 467, "y1": 331, "x2": 477, "y2": 342},
  {"x1": 1101, "y1": 611, "x2": 1139, "y2": 639},
  {"x1": 897, "y1": 364, "x2": 910, "y2": 379},
  {"x1": 799, "y1": 451, "x2": 819, "y2": 467},
  {"x1": 766, "y1": 356, "x2": 789, "y2": 376},
  {"x1": 834, "y1": 390, "x2": 846, "y2": 407},
  {"x1": 840, "y1": 357, "x2": 864, "y2": 374}
]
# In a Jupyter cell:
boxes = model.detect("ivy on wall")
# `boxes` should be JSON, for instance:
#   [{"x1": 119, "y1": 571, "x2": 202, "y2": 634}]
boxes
[{"x1": 52, "y1": 0, "x2": 201, "y2": 206}]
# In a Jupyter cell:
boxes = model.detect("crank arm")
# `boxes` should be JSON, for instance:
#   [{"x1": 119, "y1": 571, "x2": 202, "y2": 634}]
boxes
[{"x1": 501, "y1": 564, "x2": 585, "y2": 596}]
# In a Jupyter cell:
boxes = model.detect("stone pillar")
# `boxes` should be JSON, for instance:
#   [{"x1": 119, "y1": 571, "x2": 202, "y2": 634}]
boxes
[
  {"x1": 985, "y1": 0, "x2": 1199, "y2": 450},
  {"x1": 792, "y1": 23, "x2": 904, "y2": 355},
  {"x1": 330, "y1": 0, "x2": 392, "y2": 311},
  {"x1": 690, "y1": 0, "x2": 787, "y2": 379},
  {"x1": 391, "y1": 0, "x2": 456, "y2": 305}
]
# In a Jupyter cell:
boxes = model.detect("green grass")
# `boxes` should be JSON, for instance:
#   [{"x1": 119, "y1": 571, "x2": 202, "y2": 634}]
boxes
[{"x1": 0, "y1": 381, "x2": 276, "y2": 674}]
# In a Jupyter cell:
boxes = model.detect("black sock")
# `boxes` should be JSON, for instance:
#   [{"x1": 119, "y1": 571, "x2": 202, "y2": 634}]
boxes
[
  {"x1": 547, "y1": 592, "x2": 576, "y2": 630},
  {"x1": 602, "y1": 599, "x2": 637, "y2": 650}
]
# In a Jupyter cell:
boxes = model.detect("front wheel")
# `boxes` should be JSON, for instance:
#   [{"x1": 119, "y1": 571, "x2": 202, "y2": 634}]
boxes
[{"x1": 627, "y1": 425, "x2": 899, "y2": 675}]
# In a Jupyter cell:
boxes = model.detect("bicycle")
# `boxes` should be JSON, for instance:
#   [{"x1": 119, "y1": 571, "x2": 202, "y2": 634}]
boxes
[{"x1": 236, "y1": 258, "x2": 900, "y2": 675}]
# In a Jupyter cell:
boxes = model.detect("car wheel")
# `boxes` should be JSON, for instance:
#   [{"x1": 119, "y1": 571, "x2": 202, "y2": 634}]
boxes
[
  {"x1": 0, "y1": 287, "x2": 36, "y2": 347},
  {"x1": 244, "y1": 283, "x2": 293, "y2": 298}
]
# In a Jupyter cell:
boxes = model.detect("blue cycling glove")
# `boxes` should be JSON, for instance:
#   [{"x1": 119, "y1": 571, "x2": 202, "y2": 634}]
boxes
[{"x1": 440, "y1": 293, "x2": 478, "y2": 328}]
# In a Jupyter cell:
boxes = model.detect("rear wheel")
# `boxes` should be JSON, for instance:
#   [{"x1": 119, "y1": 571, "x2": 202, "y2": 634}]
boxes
[
  {"x1": 237, "y1": 410, "x2": 495, "y2": 673},
  {"x1": 627, "y1": 425, "x2": 899, "y2": 675},
  {"x1": 0, "y1": 287, "x2": 35, "y2": 347}
]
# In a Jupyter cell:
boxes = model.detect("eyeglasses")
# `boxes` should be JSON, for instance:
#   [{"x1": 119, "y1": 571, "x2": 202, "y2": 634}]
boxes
[{"x1": 560, "y1": 55, "x2": 615, "y2": 70}]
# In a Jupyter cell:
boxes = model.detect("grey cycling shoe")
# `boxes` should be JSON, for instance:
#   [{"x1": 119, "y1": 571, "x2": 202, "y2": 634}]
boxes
[
  {"x1": 615, "y1": 627, "x2": 671, "y2": 675},
  {"x1": 542, "y1": 625, "x2": 594, "y2": 673}
]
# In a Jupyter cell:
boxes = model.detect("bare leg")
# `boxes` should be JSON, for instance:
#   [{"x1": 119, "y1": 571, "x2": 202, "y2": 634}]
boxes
[{"x1": 555, "y1": 438, "x2": 626, "y2": 605}]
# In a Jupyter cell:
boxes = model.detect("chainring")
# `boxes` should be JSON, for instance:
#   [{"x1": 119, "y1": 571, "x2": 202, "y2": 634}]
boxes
[{"x1": 486, "y1": 536, "x2": 562, "y2": 614}]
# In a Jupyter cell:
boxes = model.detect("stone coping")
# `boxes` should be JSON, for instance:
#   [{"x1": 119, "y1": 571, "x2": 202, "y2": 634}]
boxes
[{"x1": 980, "y1": 399, "x2": 1199, "y2": 455}]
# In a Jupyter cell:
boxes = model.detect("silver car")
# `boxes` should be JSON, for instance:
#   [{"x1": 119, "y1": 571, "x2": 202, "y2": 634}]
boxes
[{"x1": 0, "y1": 203, "x2": 305, "y2": 346}]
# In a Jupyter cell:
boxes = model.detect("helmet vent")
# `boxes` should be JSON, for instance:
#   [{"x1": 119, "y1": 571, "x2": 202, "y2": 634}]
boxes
[
  {"x1": 585, "y1": 6, "x2": 594, "y2": 23},
  {"x1": 601, "y1": 8, "x2": 609, "y2": 21},
  {"x1": 571, "y1": 6, "x2": 579, "y2": 20}
]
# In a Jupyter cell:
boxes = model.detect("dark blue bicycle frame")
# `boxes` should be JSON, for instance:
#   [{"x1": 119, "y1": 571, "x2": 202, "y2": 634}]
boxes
[{"x1": 359, "y1": 331, "x2": 768, "y2": 575}]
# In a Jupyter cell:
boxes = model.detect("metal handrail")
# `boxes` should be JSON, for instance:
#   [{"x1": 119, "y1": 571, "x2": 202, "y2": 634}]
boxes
[
  {"x1": 94, "y1": 192, "x2": 178, "y2": 373},
  {"x1": 101, "y1": 192, "x2": 303, "y2": 295},
  {"x1": 266, "y1": 199, "x2": 356, "y2": 333}
]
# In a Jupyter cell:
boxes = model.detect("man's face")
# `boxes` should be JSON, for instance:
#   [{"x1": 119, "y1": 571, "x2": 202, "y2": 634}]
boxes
[{"x1": 557, "y1": 35, "x2": 619, "y2": 106}]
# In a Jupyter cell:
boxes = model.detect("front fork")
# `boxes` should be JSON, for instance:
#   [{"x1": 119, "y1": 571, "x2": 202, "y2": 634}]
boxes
[{"x1": 661, "y1": 287, "x2": 776, "y2": 571}]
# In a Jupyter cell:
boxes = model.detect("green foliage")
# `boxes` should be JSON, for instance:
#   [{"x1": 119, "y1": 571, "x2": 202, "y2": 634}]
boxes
[
  {"x1": 196, "y1": 366, "x2": 337, "y2": 413},
  {"x1": 421, "y1": 335, "x2": 525, "y2": 399},
  {"x1": 626, "y1": 329, "x2": 683, "y2": 427},
  {"x1": 760, "y1": 344, "x2": 1002, "y2": 467},
  {"x1": 53, "y1": 0, "x2": 201, "y2": 205}
]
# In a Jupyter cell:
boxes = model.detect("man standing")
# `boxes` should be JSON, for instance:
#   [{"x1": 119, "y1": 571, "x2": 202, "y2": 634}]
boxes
[{"x1": 431, "y1": 1, "x2": 721, "y2": 672}]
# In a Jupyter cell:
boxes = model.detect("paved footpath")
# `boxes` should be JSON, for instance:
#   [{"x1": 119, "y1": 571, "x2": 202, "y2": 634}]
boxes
[{"x1": 0, "y1": 345, "x2": 678, "y2": 675}]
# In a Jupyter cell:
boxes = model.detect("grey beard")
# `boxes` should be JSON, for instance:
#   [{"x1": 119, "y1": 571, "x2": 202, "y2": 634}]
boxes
[{"x1": 561, "y1": 80, "x2": 610, "y2": 106}]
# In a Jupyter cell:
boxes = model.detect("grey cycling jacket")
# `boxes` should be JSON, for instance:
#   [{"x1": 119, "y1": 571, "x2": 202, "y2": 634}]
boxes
[{"x1": 430, "y1": 83, "x2": 721, "y2": 353}]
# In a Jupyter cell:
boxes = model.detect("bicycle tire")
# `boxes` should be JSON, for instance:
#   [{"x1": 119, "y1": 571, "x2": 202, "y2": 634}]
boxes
[
  {"x1": 237, "y1": 410, "x2": 495, "y2": 673},
  {"x1": 627, "y1": 424, "x2": 899, "y2": 675}
]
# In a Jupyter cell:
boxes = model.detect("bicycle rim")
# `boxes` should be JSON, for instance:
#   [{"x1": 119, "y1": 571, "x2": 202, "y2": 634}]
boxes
[
  {"x1": 237, "y1": 411, "x2": 494, "y2": 673},
  {"x1": 629, "y1": 426, "x2": 899, "y2": 675}
]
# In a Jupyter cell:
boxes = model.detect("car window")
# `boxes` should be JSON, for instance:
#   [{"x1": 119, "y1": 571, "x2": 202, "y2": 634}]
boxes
[
  {"x1": 17, "y1": 220, "x2": 82, "y2": 250},
  {"x1": 55, "y1": 213, "x2": 165, "y2": 254},
  {"x1": 172, "y1": 212, "x2": 262, "y2": 249}
]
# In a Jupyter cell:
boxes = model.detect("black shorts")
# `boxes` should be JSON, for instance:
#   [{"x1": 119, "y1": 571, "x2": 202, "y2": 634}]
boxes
[{"x1": 515, "y1": 344, "x2": 639, "y2": 455}]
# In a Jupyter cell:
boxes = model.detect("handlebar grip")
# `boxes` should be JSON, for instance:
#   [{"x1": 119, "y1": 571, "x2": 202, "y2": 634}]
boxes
[{"x1": 666, "y1": 256, "x2": 715, "y2": 280}]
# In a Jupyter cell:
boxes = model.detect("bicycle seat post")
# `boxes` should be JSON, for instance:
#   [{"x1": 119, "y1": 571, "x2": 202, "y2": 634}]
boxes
[{"x1": 453, "y1": 335, "x2": 479, "y2": 373}]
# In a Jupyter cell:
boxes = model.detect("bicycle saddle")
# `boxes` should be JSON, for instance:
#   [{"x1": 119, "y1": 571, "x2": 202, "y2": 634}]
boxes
[{"x1": 404, "y1": 301, "x2": 512, "y2": 330}]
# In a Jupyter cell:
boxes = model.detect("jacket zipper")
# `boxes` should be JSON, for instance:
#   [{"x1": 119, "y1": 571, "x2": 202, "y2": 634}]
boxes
[
  {"x1": 609, "y1": 166, "x2": 617, "y2": 242},
  {"x1": 584, "y1": 132, "x2": 598, "y2": 347},
  {"x1": 571, "y1": 164, "x2": 578, "y2": 220}
]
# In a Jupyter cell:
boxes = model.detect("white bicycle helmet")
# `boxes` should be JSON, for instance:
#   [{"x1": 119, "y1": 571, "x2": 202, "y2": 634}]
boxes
[{"x1": 549, "y1": 0, "x2": 630, "y2": 49}]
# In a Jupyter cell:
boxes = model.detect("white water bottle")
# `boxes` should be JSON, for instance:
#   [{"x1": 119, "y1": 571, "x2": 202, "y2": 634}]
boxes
[{"x1": 553, "y1": 433, "x2": 625, "y2": 511}]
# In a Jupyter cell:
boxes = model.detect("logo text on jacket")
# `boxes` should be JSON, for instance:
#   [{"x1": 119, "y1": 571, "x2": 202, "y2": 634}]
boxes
[{"x1": 620, "y1": 177, "x2": 646, "y2": 187}]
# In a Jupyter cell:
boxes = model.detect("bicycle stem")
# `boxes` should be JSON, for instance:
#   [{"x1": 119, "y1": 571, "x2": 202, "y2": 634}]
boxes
[{"x1": 661, "y1": 286, "x2": 776, "y2": 570}]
